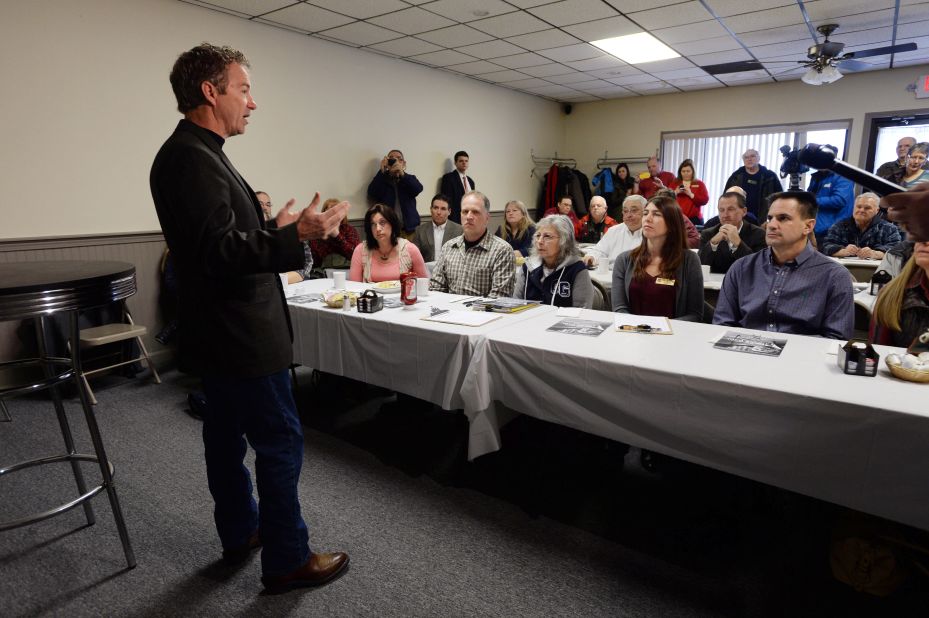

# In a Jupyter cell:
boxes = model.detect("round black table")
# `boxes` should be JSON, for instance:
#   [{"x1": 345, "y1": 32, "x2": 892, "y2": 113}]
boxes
[{"x1": 0, "y1": 260, "x2": 137, "y2": 568}]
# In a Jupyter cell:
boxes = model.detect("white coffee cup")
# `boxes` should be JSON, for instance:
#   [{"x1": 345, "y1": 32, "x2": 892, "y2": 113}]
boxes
[
  {"x1": 332, "y1": 271, "x2": 347, "y2": 289},
  {"x1": 416, "y1": 277, "x2": 430, "y2": 297},
  {"x1": 701, "y1": 264, "x2": 711, "y2": 278}
]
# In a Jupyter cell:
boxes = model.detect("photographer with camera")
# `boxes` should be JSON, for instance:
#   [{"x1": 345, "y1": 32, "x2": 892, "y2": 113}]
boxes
[{"x1": 367, "y1": 148, "x2": 424, "y2": 238}]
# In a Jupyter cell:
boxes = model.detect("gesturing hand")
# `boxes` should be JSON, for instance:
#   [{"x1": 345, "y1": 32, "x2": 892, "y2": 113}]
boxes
[
  {"x1": 274, "y1": 199, "x2": 299, "y2": 228},
  {"x1": 885, "y1": 183, "x2": 929, "y2": 241},
  {"x1": 296, "y1": 194, "x2": 351, "y2": 241}
]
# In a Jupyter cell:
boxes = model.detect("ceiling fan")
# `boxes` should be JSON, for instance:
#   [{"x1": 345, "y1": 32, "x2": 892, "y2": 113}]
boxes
[{"x1": 700, "y1": 23, "x2": 918, "y2": 85}]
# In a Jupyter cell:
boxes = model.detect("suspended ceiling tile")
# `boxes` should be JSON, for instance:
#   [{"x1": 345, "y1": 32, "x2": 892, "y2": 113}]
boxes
[
  {"x1": 673, "y1": 35, "x2": 743, "y2": 55},
  {"x1": 748, "y1": 40, "x2": 813, "y2": 60},
  {"x1": 258, "y1": 3, "x2": 355, "y2": 32},
  {"x1": 689, "y1": 48, "x2": 752, "y2": 66},
  {"x1": 519, "y1": 62, "x2": 577, "y2": 77},
  {"x1": 536, "y1": 43, "x2": 604, "y2": 62},
  {"x1": 636, "y1": 56, "x2": 698, "y2": 71},
  {"x1": 194, "y1": 0, "x2": 294, "y2": 16},
  {"x1": 491, "y1": 52, "x2": 553, "y2": 69},
  {"x1": 547, "y1": 71, "x2": 605, "y2": 84},
  {"x1": 606, "y1": 72, "x2": 661, "y2": 85},
  {"x1": 417, "y1": 24, "x2": 494, "y2": 46},
  {"x1": 567, "y1": 78, "x2": 614, "y2": 89},
  {"x1": 561, "y1": 15, "x2": 641, "y2": 42},
  {"x1": 319, "y1": 21, "x2": 403, "y2": 46},
  {"x1": 442, "y1": 59, "x2": 505, "y2": 74},
  {"x1": 703, "y1": 0, "x2": 794, "y2": 17},
  {"x1": 367, "y1": 36, "x2": 443, "y2": 56},
  {"x1": 651, "y1": 66, "x2": 711, "y2": 79},
  {"x1": 505, "y1": 77, "x2": 554, "y2": 88},
  {"x1": 566, "y1": 55, "x2": 627, "y2": 71},
  {"x1": 588, "y1": 65, "x2": 644, "y2": 79},
  {"x1": 408, "y1": 49, "x2": 478, "y2": 66},
  {"x1": 604, "y1": 0, "x2": 683, "y2": 11},
  {"x1": 717, "y1": 69, "x2": 772, "y2": 82},
  {"x1": 479, "y1": 68, "x2": 533, "y2": 82},
  {"x1": 674, "y1": 75, "x2": 723, "y2": 85},
  {"x1": 627, "y1": 1, "x2": 716, "y2": 30},
  {"x1": 652, "y1": 19, "x2": 729, "y2": 44},
  {"x1": 505, "y1": 0, "x2": 559, "y2": 7},
  {"x1": 421, "y1": 0, "x2": 517, "y2": 22},
  {"x1": 306, "y1": 0, "x2": 410, "y2": 19},
  {"x1": 803, "y1": 0, "x2": 897, "y2": 20},
  {"x1": 468, "y1": 11, "x2": 549, "y2": 37},
  {"x1": 890, "y1": 19, "x2": 929, "y2": 39},
  {"x1": 722, "y1": 5, "x2": 806, "y2": 33},
  {"x1": 810, "y1": 10, "x2": 895, "y2": 34},
  {"x1": 738, "y1": 24, "x2": 813, "y2": 47},
  {"x1": 528, "y1": 0, "x2": 621, "y2": 27},
  {"x1": 523, "y1": 84, "x2": 585, "y2": 96},
  {"x1": 456, "y1": 39, "x2": 526, "y2": 59},
  {"x1": 367, "y1": 7, "x2": 455, "y2": 35},
  {"x1": 900, "y1": 3, "x2": 929, "y2": 22},
  {"x1": 818, "y1": 27, "x2": 894, "y2": 48},
  {"x1": 506, "y1": 29, "x2": 581, "y2": 51},
  {"x1": 628, "y1": 82, "x2": 679, "y2": 92}
]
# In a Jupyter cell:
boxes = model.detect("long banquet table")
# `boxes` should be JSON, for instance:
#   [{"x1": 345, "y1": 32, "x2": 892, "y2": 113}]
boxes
[{"x1": 287, "y1": 278, "x2": 928, "y2": 531}]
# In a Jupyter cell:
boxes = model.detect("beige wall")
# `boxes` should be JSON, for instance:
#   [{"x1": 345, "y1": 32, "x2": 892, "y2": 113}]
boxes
[
  {"x1": 565, "y1": 65, "x2": 929, "y2": 175},
  {"x1": 0, "y1": 0, "x2": 564, "y2": 240}
]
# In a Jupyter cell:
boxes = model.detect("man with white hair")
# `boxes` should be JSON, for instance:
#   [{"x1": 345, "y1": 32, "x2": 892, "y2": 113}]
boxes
[
  {"x1": 822, "y1": 192, "x2": 903, "y2": 260},
  {"x1": 574, "y1": 195, "x2": 617, "y2": 243},
  {"x1": 582, "y1": 194, "x2": 646, "y2": 267},
  {"x1": 876, "y1": 136, "x2": 918, "y2": 181},
  {"x1": 724, "y1": 149, "x2": 782, "y2": 222},
  {"x1": 430, "y1": 190, "x2": 515, "y2": 297}
]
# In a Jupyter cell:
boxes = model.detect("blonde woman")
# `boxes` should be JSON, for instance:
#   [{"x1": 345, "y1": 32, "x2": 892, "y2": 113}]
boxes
[
  {"x1": 870, "y1": 242, "x2": 929, "y2": 347},
  {"x1": 495, "y1": 199, "x2": 536, "y2": 258}
]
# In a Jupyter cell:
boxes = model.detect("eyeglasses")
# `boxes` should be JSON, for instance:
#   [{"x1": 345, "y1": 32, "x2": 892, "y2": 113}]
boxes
[
  {"x1": 258, "y1": 201, "x2": 271, "y2": 207},
  {"x1": 534, "y1": 233, "x2": 558, "y2": 243}
]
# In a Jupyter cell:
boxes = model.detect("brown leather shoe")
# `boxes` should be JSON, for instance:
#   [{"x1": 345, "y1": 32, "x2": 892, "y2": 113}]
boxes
[
  {"x1": 261, "y1": 552, "x2": 350, "y2": 593},
  {"x1": 221, "y1": 531, "x2": 261, "y2": 565}
]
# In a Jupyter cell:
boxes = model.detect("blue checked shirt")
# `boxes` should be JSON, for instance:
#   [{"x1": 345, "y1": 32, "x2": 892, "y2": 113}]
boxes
[
  {"x1": 713, "y1": 242, "x2": 854, "y2": 339},
  {"x1": 821, "y1": 216, "x2": 903, "y2": 257}
]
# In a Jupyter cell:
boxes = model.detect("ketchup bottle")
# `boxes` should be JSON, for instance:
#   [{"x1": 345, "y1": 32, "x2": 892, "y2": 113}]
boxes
[{"x1": 400, "y1": 270, "x2": 417, "y2": 305}]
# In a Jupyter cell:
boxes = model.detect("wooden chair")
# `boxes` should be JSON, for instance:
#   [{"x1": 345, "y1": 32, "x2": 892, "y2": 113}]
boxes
[{"x1": 77, "y1": 305, "x2": 161, "y2": 404}]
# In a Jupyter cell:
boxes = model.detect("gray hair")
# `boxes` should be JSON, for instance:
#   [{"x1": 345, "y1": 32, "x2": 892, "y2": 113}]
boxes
[
  {"x1": 530, "y1": 214, "x2": 580, "y2": 265},
  {"x1": 589, "y1": 195, "x2": 607, "y2": 209},
  {"x1": 856, "y1": 192, "x2": 880, "y2": 206},
  {"x1": 463, "y1": 189, "x2": 490, "y2": 211},
  {"x1": 623, "y1": 194, "x2": 646, "y2": 209}
]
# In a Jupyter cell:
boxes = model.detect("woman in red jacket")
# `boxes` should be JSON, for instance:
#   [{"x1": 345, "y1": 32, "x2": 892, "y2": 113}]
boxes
[{"x1": 669, "y1": 159, "x2": 709, "y2": 226}]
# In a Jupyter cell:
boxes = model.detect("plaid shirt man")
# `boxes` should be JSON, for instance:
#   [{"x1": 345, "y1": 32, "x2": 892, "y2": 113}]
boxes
[
  {"x1": 821, "y1": 216, "x2": 903, "y2": 257},
  {"x1": 430, "y1": 231, "x2": 515, "y2": 297}
]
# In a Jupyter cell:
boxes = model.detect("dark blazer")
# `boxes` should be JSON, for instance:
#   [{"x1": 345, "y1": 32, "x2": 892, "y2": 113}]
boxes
[
  {"x1": 411, "y1": 219, "x2": 462, "y2": 262},
  {"x1": 439, "y1": 170, "x2": 475, "y2": 223},
  {"x1": 367, "y1": 171, "x2": 424, "y2": 232},
  {"x1": 698, "y1": 222, "x2": 766, "y2": 273},
  {"x1": 150, "y1": 119, "x2": 305, "y2": 378}
]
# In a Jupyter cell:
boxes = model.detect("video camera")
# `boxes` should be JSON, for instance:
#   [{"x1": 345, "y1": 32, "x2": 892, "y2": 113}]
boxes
[{"x1": 778, "y1": 143, "x2": 903, "y2": 197}]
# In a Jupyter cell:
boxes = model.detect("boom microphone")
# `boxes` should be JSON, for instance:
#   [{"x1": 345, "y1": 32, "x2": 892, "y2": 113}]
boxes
[{"x1": 797, "y1": 143, "x2": 904, "y2": 197}]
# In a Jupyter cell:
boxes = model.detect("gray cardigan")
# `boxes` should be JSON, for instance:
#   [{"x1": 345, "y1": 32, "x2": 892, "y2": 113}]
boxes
[{"x1": 611, "y1": 249, "x2": 704, "y2": 321}]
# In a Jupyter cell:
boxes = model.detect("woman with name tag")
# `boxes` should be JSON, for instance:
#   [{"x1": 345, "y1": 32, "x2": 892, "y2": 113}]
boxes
[
  {"x1": 513, "y1": 214, "x2": 593, "y2": 308},
  {"x1": 612, "y1": 194, "x2": 704, "y2": 321},
  {"x1": 349, "y1": 203, "x2": 427, "y2": 283}
]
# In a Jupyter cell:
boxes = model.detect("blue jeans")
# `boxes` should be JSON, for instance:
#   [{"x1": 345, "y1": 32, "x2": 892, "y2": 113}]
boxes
[{"x1": 201, "y1": 369, "x2": 310, "y2": 576}]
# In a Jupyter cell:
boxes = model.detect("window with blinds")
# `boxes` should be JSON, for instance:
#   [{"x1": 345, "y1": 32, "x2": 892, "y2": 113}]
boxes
[{"x1": 661, "y1": 121, "x2": 849, "y2": 221}]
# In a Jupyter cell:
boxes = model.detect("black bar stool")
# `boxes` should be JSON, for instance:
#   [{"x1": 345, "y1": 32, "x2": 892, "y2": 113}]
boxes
[{"x1": 0, "y1": 260, "x2": 137, "y2": 569}]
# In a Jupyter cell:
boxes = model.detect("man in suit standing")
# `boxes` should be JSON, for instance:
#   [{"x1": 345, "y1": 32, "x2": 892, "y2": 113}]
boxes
[
  {"x1": 411, "y1": 193, "x2": 462, "y2": 262},
  {"x1": 699, "y1": 192, "x2": 766, "y2": 273},
  {"x1": 439, "y1": 150, "x2": 475, "y2": 223},
  {"x1": 150, "y1": 43, "x2": 349, "y2": 593}
]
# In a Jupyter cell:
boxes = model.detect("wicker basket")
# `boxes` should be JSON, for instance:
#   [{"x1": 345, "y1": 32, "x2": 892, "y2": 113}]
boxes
[{"x1": 888, "y1": 363, "x2": 929, "y2": 383}]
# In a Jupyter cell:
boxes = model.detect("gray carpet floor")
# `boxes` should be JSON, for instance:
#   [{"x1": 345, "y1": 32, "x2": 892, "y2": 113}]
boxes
[{"x1": 1, "y1": 369, "x2": 925, "y2": 617}]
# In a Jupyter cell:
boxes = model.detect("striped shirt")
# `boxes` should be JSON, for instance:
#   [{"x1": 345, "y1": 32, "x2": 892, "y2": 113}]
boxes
[
  {"x1": 713, "y1": 242, "x2": 854, "y2": 339},
  {"x1": 430, "y1": 231, "x2": 515, "y2": 298}
]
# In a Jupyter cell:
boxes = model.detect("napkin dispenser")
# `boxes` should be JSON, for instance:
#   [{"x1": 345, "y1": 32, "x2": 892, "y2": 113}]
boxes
[
  {"x1": 869, "y1": 269, "x2": 892, "y2": 296},
  {"x1": 837, "y1": 339, "x2": 879, "y2": 377},
  {"x1": 356, "y1": 290, "x2": 383, "y2": 314}
]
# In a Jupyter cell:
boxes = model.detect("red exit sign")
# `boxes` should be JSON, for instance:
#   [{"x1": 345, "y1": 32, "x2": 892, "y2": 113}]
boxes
[{"x1": 917, "y1": 75, "x2": 929, "y2": 99}]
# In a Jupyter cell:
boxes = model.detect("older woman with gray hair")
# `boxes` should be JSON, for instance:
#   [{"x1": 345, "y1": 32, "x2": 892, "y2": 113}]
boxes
[{"x1": 513, "y1": 214, "x2": 593, "y2": 308}]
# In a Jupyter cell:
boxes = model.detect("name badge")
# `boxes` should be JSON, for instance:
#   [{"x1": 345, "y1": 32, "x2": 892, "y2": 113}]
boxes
[{"x1": 656, "y1": 277, "x2": 675, "y2": 286}]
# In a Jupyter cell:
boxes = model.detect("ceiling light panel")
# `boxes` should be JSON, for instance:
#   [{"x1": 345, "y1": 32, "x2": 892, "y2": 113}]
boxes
[
  {"x1": 561, "y1": 16, "x2": 641, "y2": 42},
  {"x1": 591, "y1": 32, "x2": 680, "y2": 64}
]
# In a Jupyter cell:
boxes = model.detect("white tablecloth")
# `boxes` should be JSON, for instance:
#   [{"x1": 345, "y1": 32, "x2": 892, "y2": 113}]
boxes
[{"x1": 475, "y1": 309, "x2": 929, "y2": 530}]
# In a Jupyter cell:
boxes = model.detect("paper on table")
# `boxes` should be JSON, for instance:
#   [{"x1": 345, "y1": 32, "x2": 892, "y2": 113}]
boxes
[
  {"x1": 421, "y1": 310, "x2": 502, "y2": 327},
  {"x1": 613, "y1": 313, "x2": 673, "y2": 334},
  {"x1": 556, "y1": 307, "x2": 583, "y2": 317}
]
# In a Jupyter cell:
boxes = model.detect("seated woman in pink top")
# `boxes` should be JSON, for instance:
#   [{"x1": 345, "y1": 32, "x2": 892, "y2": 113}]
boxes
[{"x1": 349, "y1": 203, "x2": 428, "y2": 283}]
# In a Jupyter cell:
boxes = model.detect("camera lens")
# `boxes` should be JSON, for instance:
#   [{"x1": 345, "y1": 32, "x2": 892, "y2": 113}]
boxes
[{"x1": 387, "y1": 158, "x2": 397, "y2": 166}]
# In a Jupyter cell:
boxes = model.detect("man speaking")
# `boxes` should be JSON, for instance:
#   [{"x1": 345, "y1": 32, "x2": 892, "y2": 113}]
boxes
[{"x1": 150, "y1": 43, "x2": 349, "y2": 593}]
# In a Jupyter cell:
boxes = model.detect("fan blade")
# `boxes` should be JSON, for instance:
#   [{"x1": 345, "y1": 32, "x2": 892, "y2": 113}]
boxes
[
  {"x1": 836, "y1": 59, "x2": 872, "y2": 72},
  {"x1": 846, "y1": 42, "x2": 917, "y2": 59},
  {"x1": 700, "y1": 60, "x2": 763, "y2": 74}
]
